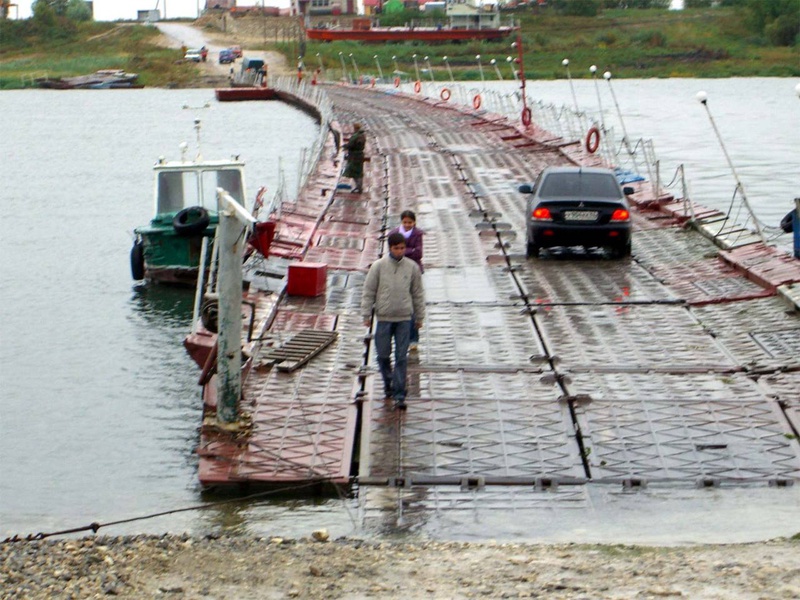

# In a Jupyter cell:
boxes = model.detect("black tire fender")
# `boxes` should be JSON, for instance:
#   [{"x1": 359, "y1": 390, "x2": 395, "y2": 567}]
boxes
[
  {"x1": 131, "y1": 240, "x2": 145, "y2": 280},
  {"x1": 173, "y1": 206, "x2": 210, "y2": 236}
]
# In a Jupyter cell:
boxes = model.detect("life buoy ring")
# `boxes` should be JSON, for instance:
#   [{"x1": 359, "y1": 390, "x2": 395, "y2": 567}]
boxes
[
  {"x1": 394, "y1": 77, "x2": 400, "y2": 88},
  {"x1": 440, "y1": 88, "x2": 451, "y2": 101},
  {"x1": 473, "y1": 94, "x2": 482, "y2": 110},
  {"x1": 414, "y1": 80, "x2": 421, "y2": 94},
  {"x1": 585, "y1": 127, "x2": 601, "y2": 154},
  {"x1": 521, "y1": 107, "x2": 532, "y2": 127},
  {"x1": 173, "y1": 206, "x2": 211, "y2": 237},
  {"x1": 130, "y1": 239, "x2": 145, "y2": 280}
]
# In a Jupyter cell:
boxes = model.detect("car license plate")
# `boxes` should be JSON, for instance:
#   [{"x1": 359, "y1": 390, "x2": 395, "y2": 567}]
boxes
[{"x1": 564, "y1": 210, "x2": 598, "y2": 221}]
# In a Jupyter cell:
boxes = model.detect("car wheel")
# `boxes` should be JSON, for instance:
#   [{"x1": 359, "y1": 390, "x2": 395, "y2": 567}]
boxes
[
  {"x1": 609, "y1": 241, "x2": 631, "y2": 259},
  {"x1": 526, "y1": 241, "x2": 540, "y2": 258}
]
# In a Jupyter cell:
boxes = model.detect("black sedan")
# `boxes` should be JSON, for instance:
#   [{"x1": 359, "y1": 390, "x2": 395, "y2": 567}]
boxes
[{"x1": 519, "y1": 166, "x2": 634, "y2": 258}]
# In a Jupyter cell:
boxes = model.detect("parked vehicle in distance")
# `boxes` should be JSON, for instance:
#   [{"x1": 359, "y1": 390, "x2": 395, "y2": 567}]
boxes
[
  {"x1": 519, "y1": 166, "x2": 634, "y2": 258},
  {"x1": 184, "y1": 49, "x2": 202, "y2": 62},
  {"x1": 219, "y1": 48, "x2": 235, "y2": 64},
  {"x1": 230, "y1": 45, "x2": 243, "y2": 58}
]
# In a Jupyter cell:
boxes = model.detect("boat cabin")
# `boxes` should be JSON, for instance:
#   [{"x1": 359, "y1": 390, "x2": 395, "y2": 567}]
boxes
[
  {"x1": 153, "y1": 159, "x2": 247, "y2": 216},
  {"x1": 447, "y1": 0, "x2": 501, "y2": 29}
]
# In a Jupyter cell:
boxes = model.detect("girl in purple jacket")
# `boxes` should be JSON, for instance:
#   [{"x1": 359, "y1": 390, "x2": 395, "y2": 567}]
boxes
[{"x1": 390, "y1": 210, "x2": 424, "y2": 351}]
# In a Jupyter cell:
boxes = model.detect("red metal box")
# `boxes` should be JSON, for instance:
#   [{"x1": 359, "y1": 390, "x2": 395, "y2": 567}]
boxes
[{"x1": 287, "y1": 262, "x2": 327, "y2": 297}]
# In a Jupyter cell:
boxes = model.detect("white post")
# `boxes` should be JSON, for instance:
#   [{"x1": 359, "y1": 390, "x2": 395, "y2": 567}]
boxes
[
  {"x1": 424, "y1": 56, "x2": 434, "y2": 82},
  {"x1": 506, "y1": 56, "x2": 518, "y2": 81},
  {"x1": 490, "y1": 59, "x2": 503, "y2": 81},
  {"x1": 443, "y1": 56, "x2": 454, "y2": 83},
  {"x1": 191, "y1": 236, "x2": 210, "y2": 335},
  {"x1": 349, "y1": 53, "x2": 360, "y2": 82},
  {"x1": 605, "y1": 70, "x2": 638, "y2": 173},
  {"x1": 562, "y1": 58, "x2": 579, "y2": 115},
  {"x1": 589, "y1": 65, "x2": 605, "y2": 131},
  {"x1": 696, "y1": 91, "x2": 765, "y2": 243},
  {"x1": 215, "y1": 189, "x2": 257, "y2": 424},
  {"x1": 339, "y1": 52, "x2": 348, "y2": 83}
]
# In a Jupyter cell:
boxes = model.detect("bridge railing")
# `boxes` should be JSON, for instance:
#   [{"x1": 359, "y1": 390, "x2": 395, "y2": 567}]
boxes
[
  {"x1": 268, "y1": 75, "x2": 336, "y2": 202},
  {"x1": 303, "y1": 73, "x2": 792, "y2": 253}
]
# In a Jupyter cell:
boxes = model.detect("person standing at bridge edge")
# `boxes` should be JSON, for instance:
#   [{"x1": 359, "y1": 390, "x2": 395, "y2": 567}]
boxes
[
  {"x1": 361, "y1": 232, "x2": 425, "y2": 410},
  {"x1": 344, "y1": 123, "x2": 366, "y2": 193},
  {"x1": 389, "y1": 210, "x2": 424, "y2": 354}
]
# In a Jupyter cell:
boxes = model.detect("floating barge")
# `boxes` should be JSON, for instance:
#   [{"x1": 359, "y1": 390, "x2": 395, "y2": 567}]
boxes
[
  {"x1": 184, "y1": 80, "x2": 800, "y2": 533},
  {"x1": 305, "y1": 24, "x2": 517, "y2": 43},
  {"x1": 36, "y1": 69, "x2": 140, "y2": 89},
  {"x1": 215, "y1": 86, "x2": 277, "y2": 102}
]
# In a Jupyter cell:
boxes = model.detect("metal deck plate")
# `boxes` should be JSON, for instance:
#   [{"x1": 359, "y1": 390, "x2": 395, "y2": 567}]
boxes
[
  {"x1": 424, "y1": 266, "x2": 506, "y2": 303},
  {"x1": 357, "y1": 485, "x2": 588, "y2": 537},
  {"x1": 199, "y1": 367, "x2": 357, "y2": 485},
  {"x1": 756, "y1": 371, "x2": 800, "y2": 405},
  {"x1": 361, "y1": 372, "x2": 584, "y2": 483},
  {"x1": 634, "y1": 228, "x2": 722, "y2": 270},
  {"x1": 515, "y1": 259, "x2": 677, "y2": 305},
  {"x1": 279, "y1": 271, "x2": 366, "y2": 314},
  {"x1": 567, "y1": 372, "x2": 800, "y2": 483},
  {"x1": 419, "y1": 303, "x2": 547, "y2": 366},
  {"x1": 422, "y1": 208, "x2": 487, "y2": 270},
  {"x1": 633, "y1": 229, "x2": 772, "y2": 305},
  {"x1": 692, "y1": 296, "x2": 800, "y2": 371},
  {"x1": 535, "y1": 304, "x2": 736, "y2": 371},
  {"x1": 354, "y1": 483, "x2": 800, "y2": 542}
]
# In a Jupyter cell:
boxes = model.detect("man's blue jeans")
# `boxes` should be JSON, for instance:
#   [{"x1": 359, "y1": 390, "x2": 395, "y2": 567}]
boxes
[{"x1": 374, "y1": 320, "x2": 411, "y2": 401}]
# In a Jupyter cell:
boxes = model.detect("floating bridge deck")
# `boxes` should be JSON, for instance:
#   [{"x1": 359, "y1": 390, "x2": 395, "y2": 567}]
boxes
[{"x1": 195, "y1": 84, "x2": 800, "y2": 534}]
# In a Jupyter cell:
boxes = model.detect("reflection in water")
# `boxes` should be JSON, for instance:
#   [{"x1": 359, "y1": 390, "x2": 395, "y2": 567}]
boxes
[{"x1": 129, "y1": 284, "x2": 196, "y2": 328}]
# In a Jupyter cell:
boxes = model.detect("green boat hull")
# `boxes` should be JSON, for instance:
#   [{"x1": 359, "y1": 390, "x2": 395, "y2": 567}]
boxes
[{"x1": 133, "y1": 211, "x2": 218, "y2": 285}]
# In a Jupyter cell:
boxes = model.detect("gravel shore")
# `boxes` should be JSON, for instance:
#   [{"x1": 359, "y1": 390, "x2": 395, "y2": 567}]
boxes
[{"x1": 2, "y1": 534, "x2": 798, "y2": 599}]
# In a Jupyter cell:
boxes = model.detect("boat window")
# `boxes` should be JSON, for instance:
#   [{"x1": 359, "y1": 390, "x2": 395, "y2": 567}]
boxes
[
  {"x1": 212, "y1": 169, "x2": 245, "y2": 204},
  {"x1": 157, "y1": 171, "x2": 193, "y2": 213},
  {"x1": 157, "y1": 169, "x2": 244, "y2": 213}
]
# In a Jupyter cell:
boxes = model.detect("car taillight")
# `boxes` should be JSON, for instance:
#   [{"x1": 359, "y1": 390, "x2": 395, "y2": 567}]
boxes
[
  {"x1": 611, "y1": 208, "x2": 630, "y2": 221},
  {"x1": 532, "y1": 207, "x2": 552, "y2": 221}
]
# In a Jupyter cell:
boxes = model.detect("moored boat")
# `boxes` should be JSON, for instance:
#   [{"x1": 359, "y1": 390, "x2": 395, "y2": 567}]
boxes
[
  {"x1": 305, "y1": 24, "x2": 517, "y2": 43},
  {"x1": 306, "y1": 3, "x2": 517, "y2": 43},
  {"x1": 131, "y1": 120, "x2": 248, "y2": 286},
  {"x1": 215, "y1": 86, "x2": 276, "y2": 102},
  {"x1": 36, "y1": 69, "x2": 140, "y2": 89}
]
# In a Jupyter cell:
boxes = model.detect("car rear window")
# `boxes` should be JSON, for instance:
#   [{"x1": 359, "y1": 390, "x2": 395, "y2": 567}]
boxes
[{"x1": 539, "y1": 172, "x2": 621, "y2": 199}]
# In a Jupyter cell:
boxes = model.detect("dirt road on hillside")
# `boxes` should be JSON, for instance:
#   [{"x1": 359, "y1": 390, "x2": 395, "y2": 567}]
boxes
[{"x1": 155, "y1": 22, "x2": 292, "y2": 87}]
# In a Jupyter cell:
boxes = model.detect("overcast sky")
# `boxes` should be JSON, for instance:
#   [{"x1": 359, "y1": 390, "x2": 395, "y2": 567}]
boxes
[
  {"x1": 12, "y1": 0, "x2": 680, "y2": 21},
  {"x1": 12, "y1": 1, "x2": 287, "y2": 21}
]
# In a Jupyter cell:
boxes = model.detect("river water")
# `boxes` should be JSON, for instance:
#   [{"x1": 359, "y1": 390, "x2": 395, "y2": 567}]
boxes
[{"x1": 0, "y1": 80, "x2": 797, "y2": 542}]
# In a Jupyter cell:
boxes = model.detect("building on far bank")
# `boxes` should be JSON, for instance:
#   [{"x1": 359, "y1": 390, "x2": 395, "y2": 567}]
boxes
[{"x1": 137, "y1": 8, "x2": 160, "y2": 22}]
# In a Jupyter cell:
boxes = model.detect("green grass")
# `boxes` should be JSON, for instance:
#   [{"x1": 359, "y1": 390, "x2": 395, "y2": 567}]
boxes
[
  {"x1": 0, "y1": 21, "x2": 197, "y2": 89},
  {"x1": 1, "y1": 6, "x2": 797, "y2": 89},
  {"x1": 288, "y1": 7, "x2": 799, "y2": 80}
]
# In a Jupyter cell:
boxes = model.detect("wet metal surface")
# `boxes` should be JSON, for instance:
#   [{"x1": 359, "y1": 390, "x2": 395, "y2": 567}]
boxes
[
  {"x1": 567, "y1": 372, "x2": 800, "y2": 483},
  {"x1": 199, "y1": 85, "x2": 800, "y2": 538},
  {"x1": 361, "y1": 372, "x2": 584, "y2": 485},
  {"x1": 325, "y1": 85, "x2": 800, "y2": 534}
]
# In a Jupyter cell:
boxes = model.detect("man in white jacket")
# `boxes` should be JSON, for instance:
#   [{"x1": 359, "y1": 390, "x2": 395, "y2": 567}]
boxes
[{"x1": 361, "y1": 232, "x2": 426, "y2": 410}]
